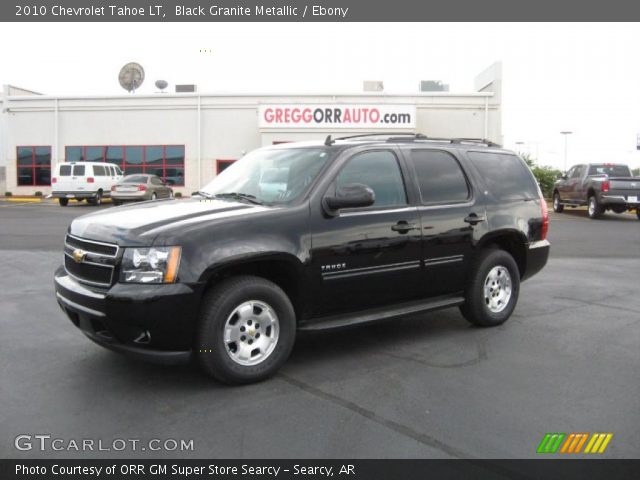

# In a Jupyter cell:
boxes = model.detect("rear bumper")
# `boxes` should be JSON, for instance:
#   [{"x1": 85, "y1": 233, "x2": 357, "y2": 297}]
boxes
[
  {"x1": 522, "y1": 239, "x2": 550, "y2": 281},
  {"x1": 600, "y1": 194, "x2": 640, "y2": 207},
  {"x1": 111, "y1": 191, "x2": 149, "y2": 201},
  {"x1": 54, "y1": 266, "x2": 200, "y2": 365},
  {"x1": 51, "y1": 191, "x2": 103, "y2": 199}
]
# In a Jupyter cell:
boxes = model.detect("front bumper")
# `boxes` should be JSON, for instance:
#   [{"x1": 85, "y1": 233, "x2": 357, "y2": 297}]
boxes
[
  {"x1": 522, "y1": 239, "x2": 550, "y2": 281},
  {"x1": 54, "y1": 266, "x2": 201, "y2": 365}
]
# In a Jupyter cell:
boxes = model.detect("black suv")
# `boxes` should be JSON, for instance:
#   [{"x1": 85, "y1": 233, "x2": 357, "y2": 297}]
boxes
[{"x1": 54, "y1": 134, "x2": 550, "y2": 384}]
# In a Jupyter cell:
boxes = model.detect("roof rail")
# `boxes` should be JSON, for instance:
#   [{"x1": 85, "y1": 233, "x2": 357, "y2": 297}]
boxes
[{"x1": 334, "y1": 132, "x2": 418, "y2": 141}]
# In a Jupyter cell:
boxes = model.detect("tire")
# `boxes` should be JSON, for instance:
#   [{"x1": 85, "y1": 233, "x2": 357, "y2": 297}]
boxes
[
  {"x1": 587, "y1": 195, "x2": 603, "y2": 219},
  {"x1": 112, "y1": 200, "x2": 122, "y2": 206},
  {"x1": 58, "y1": 198, "x2": 69, "y2": 207},
  {"x1": 636, "y1": 208, "x2": 640, "y2": 220},
  {"x1": 196, "y1": 275, "x2": 296, "y2": 384},
  {"x1": 89, "y1": 191, "x2": 103, "y2": 206},
  {"x1": 459, "y1": 248, "x2": 520, "y2": 327},
  {"x1": 552, "y1": 192, "x2": 564, "y2": 213},
  {"x1": 169, "y1": 190, "x2": 174, "y2": 199},
  {"x1": 151, "y1": 193, "x2": 157, "y2": 201}
]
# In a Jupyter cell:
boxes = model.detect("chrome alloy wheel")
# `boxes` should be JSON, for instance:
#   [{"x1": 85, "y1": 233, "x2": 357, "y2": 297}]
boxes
[
  {"x1": 588, "y1": 197, "x2": 596, "y2": 217},
  {"x1": 553, "y1": 195, "x2": 560, "y2": 210},
  {"x1": 483, "y1": 266, "x2": 512, "y2": 313},
  {"x1": 223, "y1": 300, "x2": 280, "y2": 366}
]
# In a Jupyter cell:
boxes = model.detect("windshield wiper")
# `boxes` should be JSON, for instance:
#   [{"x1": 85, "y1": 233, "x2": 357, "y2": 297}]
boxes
[{"x1": 213, "y1": 192, "x2": 263, "y2": 205}]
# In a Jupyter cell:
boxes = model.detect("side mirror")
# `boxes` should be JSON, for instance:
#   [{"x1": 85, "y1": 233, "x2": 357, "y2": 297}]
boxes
[
  {"x1": 323, "y1": 183, "x2": 375, "y2": 214},
  {"x1": 557, "y1": 172, "x2": 567, "y2": 180}
]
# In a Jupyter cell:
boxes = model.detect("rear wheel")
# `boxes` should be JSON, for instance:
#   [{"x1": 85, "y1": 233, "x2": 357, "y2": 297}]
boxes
[
  {"x1": 151, "y1": 192, "x2": 157, "y2": 201},
  {"x1": 636, "y1": 208, "x2": 640, "y2": 220},
  {"x1": 58, "y1": 198, "x2": 68, "y2": 207},
  {"x1": 196, "y1": 276, "x2": 296, "y2": 384},
  {"x1": 587, "y1": 195, "x2": 603, "y2": 219},
  {"x1": 552, "y1": 192, "x2": 564, "y2": 213},
  {"x1": 460, "y1": 248, "x2": 520, "y2": 327}
]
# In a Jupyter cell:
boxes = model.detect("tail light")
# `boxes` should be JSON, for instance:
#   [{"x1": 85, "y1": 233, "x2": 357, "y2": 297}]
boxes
[
  {"x1": 540, "y1": 192, "x2": 549, "y2": 241},
  {"x1": 86, "y1": 177, "x2": 95, "y2": 183},
  {"x1": 51, "y1": 177, "x2": 57, "y2": 183},
  {"x1": 137, "y1": 184, "x2": 147, "y2": 191},
  {"x1": 602, "y1": 180, "x2": 610, "y2": 193}
]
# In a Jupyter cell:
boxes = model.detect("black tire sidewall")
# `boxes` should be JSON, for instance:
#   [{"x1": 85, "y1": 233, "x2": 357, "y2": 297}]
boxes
[
  {"x1": 58, "y1": 198, "x2": 68, "y2": 206},
  {"x1": 464, "y1": 249, "x2": 520, "y2": 327},
  {"x1": 196, "y1": 277, "x2": 296, "y2": 384},
  {"x1": 553, "y1": 193, "x2": 563, "y2": 213}
]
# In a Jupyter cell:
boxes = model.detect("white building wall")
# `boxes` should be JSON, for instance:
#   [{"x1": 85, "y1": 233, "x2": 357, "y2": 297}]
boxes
[{"x1": 1, "y1": 88, "x2": 501, "y2": 195}]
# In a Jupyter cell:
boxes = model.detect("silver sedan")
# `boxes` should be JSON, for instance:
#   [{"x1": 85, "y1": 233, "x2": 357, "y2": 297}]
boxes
[{"x1": 111, "y1": 174, "x2": 174, "y2": 205}]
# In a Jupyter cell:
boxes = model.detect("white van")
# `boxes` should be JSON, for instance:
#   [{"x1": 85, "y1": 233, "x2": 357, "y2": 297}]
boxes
[{"x1": 51, "y1": 162, "x2": 123, "y2": 206}]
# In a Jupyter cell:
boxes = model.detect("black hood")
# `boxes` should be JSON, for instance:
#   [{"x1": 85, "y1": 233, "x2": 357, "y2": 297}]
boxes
[{"x1": 69, "y1": 199, "x2": 272, "y2": 245}]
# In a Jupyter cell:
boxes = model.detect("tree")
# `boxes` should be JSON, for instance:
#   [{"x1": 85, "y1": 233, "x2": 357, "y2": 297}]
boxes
[{"x1": 519, "y1": 152, "x2": 561, "y2": 198}]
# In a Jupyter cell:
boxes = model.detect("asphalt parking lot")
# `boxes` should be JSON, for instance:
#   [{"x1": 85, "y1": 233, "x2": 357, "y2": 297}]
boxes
[{"x1": 1, "y1": 200, "x2": 639, "y2": 459}]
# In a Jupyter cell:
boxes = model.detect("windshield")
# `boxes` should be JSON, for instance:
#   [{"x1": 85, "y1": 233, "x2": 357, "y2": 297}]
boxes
[
  {"x1": 200, "y1": 147, "x2": 332, "y2": 204},
  {"x1": 588, "y1": 164, "x2": 631, "y2": 177}
]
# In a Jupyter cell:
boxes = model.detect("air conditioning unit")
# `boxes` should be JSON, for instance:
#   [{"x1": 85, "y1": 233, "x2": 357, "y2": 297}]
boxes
[
  {"x1": 420, "y1": 80, "x2": 449, "y2": 92},
  {"x1": 175, "y1": 84, "x2": 197, "y2": 93},
  {"x1": 363, "y1": 81, "x2": 384, "y2": 92}
]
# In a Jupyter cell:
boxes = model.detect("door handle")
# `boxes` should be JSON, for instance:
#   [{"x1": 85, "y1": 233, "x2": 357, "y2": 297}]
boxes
[
  {"x1": 391, "y1": 221, "x2": 419, "y2": 233},
  {"x1": 464, "y1": 214, "x2": 486, "y2": 226}
]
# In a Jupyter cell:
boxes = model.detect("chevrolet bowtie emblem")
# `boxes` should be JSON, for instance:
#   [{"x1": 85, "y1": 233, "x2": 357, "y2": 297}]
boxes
[{"x1": 72, "y1": 249, "x2": 87, "y2": 263}]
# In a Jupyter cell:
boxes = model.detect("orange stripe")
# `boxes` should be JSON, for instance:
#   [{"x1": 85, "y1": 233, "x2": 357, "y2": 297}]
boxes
[
  {"x1": 574, "y1": 433, "x2": 589, "y2": 453},
  {"x1": 568, "y1": 434, "x2": 581, "y2": 453},
  {"x1": 561, "y1": 434, "x2": 575, "y2": 453}
]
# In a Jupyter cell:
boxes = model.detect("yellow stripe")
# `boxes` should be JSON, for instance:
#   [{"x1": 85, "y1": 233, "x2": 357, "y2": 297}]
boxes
[
  {"x1": 590, "y1": 433, "x2": 606, "y2": 454},
  {"x1": 597, "y1": 434, "x2": 613, "y2": 453},
  {"x1": 574, "y1": 433, "x2": 589, "y2": 453},
  {"x1": 560, "y1": 434, "x2": 575, "y2": 453},
  {"x1": 584, "y1": 434, "x2": 599, "y2": 453}
]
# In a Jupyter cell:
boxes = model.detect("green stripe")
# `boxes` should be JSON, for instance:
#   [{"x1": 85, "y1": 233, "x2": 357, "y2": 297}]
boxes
[
  {"x1": 549, "y1": 433, "x2": 566, "y2": 453},
  {"x1": 537, "y1": 433, "x2": 553, "y2": 453}
]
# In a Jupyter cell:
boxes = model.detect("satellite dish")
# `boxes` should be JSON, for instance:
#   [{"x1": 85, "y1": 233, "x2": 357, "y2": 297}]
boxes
[
  {"x1": 155, "y1": 80, "x2": 168, "y2": 92},
  {"x1": 118, "y1": 62, "x2": 145, "y2": 93}
]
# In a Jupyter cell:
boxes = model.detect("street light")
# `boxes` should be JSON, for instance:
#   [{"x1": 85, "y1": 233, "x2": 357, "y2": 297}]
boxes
[{"x1": 560, "y1": 131, "x2": 573, "y2": 171}]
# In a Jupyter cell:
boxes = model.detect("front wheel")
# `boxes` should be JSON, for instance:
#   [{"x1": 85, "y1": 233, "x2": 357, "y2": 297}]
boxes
[
  {"x1": 553, "y1": 192, "x2": 564, "y2": 213},
  {"x1": 58, "y1": 198, "x2": 69, "y2": 207},
  {"x1": 460, "y1": 249, "x2": 520, "y2": 327},
  {"x1": 196, "y1": 276, "x2": 296, "y2": 384},
  {"x1": 587, "y1": 195, "x2": 603, "y2": 219}
]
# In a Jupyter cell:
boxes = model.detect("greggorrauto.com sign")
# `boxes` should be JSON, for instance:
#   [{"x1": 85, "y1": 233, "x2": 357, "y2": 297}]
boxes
[{"x1": 259, "y1": 104, "x2": 416, "y2": 129}]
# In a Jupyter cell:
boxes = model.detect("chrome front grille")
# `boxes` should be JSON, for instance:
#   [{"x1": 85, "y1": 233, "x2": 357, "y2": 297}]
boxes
[{"x1": 64, "y1": 234, "x2": 119, "y2": 287}]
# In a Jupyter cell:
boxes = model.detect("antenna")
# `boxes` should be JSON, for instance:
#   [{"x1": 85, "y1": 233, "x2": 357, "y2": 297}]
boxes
[
  {"x1": 155, "y1": 80, "x2": 168, "y2": 93},
  {"x1": 118, "y1": 62, "x2": 145, "y2": 93}
]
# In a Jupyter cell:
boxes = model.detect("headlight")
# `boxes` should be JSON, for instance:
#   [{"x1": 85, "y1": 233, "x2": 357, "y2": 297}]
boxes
[{"x1": 120, "y1": 247, "x2": 181, "y2": 284}]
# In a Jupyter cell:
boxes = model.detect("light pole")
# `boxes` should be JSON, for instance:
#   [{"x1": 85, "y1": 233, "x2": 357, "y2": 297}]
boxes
[{"x1": 560, "y1": 131, "x2": 572, "y2": 171}]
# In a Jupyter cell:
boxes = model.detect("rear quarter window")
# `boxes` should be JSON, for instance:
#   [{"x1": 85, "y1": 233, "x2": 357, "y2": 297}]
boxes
[{"x1": 467, "y1": 152, "x2": 539, "y2": 201}]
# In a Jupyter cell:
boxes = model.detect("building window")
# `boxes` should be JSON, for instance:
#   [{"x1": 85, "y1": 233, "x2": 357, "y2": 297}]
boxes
[
  {"x1": 64, "y1": 145, "x2": 185, "y2": 186},
  {"x1": 17, "y1": 146, "x2": 51, "y2": 186},
  {"x1": 216, "y1": 159, "x2": 236, "y2": 175}
]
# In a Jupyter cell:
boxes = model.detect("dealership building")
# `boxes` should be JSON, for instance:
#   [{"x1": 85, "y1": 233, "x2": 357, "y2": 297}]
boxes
[{"x1": 0, "y1": 63, "x2": 502, "y2": 196}]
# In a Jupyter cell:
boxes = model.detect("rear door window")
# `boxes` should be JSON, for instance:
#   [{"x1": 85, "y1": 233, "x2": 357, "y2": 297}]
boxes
[
  {"x1": 93, "y1": 165, "x2": 106, "y2": 176},
  {"x1": 468, "y1": 152, "x2": 539, "y2": 201},
  {"x1": 59, "y1": 165, "x2": 72, "y2": 176},
  {"x1": 72, "y1": 165, "x2": 85, "y2": 176},
  {"x1": 409, "y1": 150, "x2": 470, "y2": 204}
]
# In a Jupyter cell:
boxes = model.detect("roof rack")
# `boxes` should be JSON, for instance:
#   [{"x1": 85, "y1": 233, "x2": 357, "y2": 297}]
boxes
[{"x1": 325, "y1": 133, "x2": 501, "y2": 148}]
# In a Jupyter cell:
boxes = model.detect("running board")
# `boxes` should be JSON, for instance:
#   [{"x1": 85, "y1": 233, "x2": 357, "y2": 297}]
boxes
[{"x1": 299, "y1": 295, "x2": 465, "y2": 331}]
